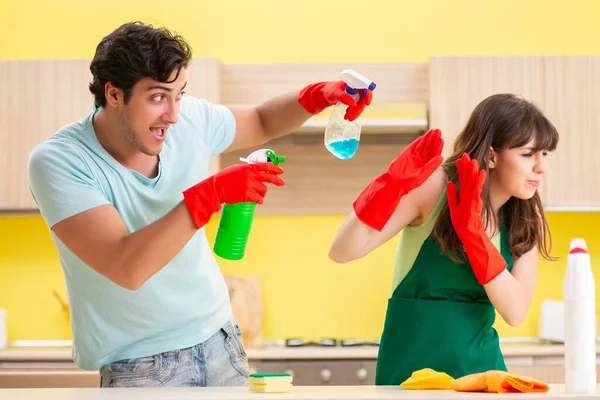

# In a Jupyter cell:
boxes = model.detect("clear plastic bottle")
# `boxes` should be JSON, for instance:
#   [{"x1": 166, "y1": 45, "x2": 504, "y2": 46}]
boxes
[
  {"x1": 324, "y1": 69, "x2": 376, "y2": 160},
  {"x1": 564, "y1": 238, "x2": 596, "y2": 394}
]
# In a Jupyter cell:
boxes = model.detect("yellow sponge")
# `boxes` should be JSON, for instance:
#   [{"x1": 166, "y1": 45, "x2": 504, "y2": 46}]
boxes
[{"x1": 249, "y1": 373, "x2": 293, "y2": 393}]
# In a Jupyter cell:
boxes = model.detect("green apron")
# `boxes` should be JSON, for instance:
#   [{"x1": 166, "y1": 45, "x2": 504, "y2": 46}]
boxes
[{"x1": 375, "y1": 221, "x2": 514, "y2": 385}]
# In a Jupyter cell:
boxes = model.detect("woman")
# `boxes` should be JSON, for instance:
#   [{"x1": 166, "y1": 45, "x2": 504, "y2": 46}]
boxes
[{"x1": 328, "y1": 93, "x2": 559, "y2": 385}]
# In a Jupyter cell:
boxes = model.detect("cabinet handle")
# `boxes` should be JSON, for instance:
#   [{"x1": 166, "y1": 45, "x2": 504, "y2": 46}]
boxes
[
  {"x1": 320, "y1": 368, "x2": 332, "y2": 382},
  {"x1": 356, "y1": 368, "x2": 368, "y2": 381}
]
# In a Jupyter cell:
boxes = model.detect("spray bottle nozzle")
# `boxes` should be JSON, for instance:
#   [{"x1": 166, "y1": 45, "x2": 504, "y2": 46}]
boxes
[
  {"x1": 239, "y1": 149, "x2": 287, "y2": 165},
  {"x1": 266, "y1": 150, "x2": 286, "y2": 165},
  {"x1": 340, "y1": 69, "x2": 376, "y2": 92}
]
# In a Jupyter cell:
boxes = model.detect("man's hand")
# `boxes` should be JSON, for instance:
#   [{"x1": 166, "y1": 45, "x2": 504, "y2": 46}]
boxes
[
  {"x1": 297, "y1": 81, "x2": 373, "y2": 121},
  {"x1": 183, "y1": 162, "x2": 285, "y2": 229}
]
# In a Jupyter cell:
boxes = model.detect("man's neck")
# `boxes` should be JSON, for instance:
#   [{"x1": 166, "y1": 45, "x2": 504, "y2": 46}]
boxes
[{"x1": 92, "y1": 108, "x2": 159, "y2": 178}]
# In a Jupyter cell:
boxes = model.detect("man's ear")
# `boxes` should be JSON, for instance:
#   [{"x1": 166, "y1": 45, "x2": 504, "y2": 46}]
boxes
[
  {"x1": 488, "y1": 147, "x2": 497, "y2": 169},
  {"x1": 104, "y1": 82, "x2": 123, "y2": 107}
]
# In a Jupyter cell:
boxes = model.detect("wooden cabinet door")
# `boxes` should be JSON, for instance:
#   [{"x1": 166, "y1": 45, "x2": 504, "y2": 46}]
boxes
[
  {"x1": 534, "y1": 364, "x2": 565, "y2": 384},
  {"x1": 0, "y1": 58, "x2": 221, "y2": 210},
  {"x1": 0, "y1": 60, "x2": 93, "y2": 209},
  {"x1": 428, "y1": 56, "x2": 600, "y2": 210},
  {"x1": 428, "y1": 56, "x2": 546, "y2": 158},
  {"x1": 542, "y1": 56, "x2": 600, "y2": 209}
]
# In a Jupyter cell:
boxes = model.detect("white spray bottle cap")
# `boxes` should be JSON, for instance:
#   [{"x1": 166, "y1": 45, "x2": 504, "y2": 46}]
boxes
[
  {"x1": 569, "y1": 238, "x2": 588, "y2": 253},
  {"x1": 565, "y1": 237, "x2": 594, "y2": 299},
  {"x1": 239, "y1": 149, "x2": 286, "y2": 165},
  {"x1": 339, "y1": 69, "x2": 376, "y2": 95}
]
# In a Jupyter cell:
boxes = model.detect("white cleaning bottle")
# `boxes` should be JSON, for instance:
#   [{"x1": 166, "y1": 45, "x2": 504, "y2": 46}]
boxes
[
  {"x1": 564, "y1": 238, "x2": 597, "y2": 394},
  {"x1": 324, "y1": 69, "x2": 376, "y2": 160}
]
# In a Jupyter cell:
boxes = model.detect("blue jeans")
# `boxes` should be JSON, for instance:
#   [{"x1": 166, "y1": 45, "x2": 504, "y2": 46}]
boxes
[{"x1": 99, "y1": 320, "x2": 250, "y2": 387}]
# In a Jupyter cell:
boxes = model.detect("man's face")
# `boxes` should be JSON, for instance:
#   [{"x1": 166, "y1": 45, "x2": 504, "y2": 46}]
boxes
[{"x1": 117, "y1": 68, "x2": 188, "y2": 156}]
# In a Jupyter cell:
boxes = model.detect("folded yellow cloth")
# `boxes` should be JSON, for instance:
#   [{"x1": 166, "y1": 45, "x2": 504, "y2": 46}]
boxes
[
  {"x1": 451, "y1": 370, "x2": 549, "y2": 393},
  {"x1": 400, "y1": 368, "x2": 454, "y2": 390}
]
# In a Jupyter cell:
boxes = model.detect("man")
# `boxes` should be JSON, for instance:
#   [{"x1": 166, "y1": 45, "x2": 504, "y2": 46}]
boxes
[{"x1": 27, "y1": 21, "x2": 373, "y2": 387}]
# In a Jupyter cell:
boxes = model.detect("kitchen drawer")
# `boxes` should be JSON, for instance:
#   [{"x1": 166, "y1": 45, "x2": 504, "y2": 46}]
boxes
[
  {"x1": 250, "y1": 360, "x2": 376, "y2": 385},
  {"x1": 249, "y1": 361, "x2": 288, "y2": 375},
  {"x1": 507, "y1": 365, "x2": 535, "y2": 377},
  {"x1": 534, "y1": 365, "x2": 565, "y2": 384},
  {"x1": 0, "y1": 369, "x2": 99, "y2": 388}
]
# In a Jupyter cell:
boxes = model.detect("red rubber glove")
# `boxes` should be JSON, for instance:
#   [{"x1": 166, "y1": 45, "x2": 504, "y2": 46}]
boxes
[
  {"x1": 297, "y1": 81, "x2": 373, "y2": 121},
  {"x1": 447, "y1": 153, "x2": 507, "y2": 285},
  {"x1": 353, "y1": 129, "x2": 444, "y2": 231},
  {"x1": 182, "y1": 163, "x2": 285, "y2": 229}
]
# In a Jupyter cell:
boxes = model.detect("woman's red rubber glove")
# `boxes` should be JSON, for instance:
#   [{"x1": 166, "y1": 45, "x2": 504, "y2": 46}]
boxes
[
  {"x1": 352, "y1": 129, "x2": 444, "y2": 231},
  {"x1": 447, "y1": 153, "x2": 507, "y2": 285}
]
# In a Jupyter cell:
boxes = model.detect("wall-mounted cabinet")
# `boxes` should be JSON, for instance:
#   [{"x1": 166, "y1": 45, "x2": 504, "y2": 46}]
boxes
[
  {"x1": 0, "y1": 60, "x2": 427, "y2": 214},
  {"x1": 0, "y1": 59, "x2": 222, "y2": 211},
  {"x1": 541, "y1": 57, "x2": 600, "y2": 211},
  {"x1": 2, "y1": 57, "x2": 599, "y2": 213},
  {"x1": 0, "y1": 60, "x2": 93, "y2": 210},
  {"x1": 428, "y1": 56, "x2": 600, "y2": 212}
]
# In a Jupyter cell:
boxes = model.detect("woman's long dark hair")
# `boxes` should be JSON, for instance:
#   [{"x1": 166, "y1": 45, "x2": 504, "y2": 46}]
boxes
[{"x1": 433, "y1": 93, "x2": 559, "y2": 262}]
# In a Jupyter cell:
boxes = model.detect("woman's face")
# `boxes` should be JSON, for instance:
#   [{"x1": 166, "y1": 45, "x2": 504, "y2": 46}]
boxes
[{"x1": 489, "y1": 137, "x2": 549, "y2": 200}]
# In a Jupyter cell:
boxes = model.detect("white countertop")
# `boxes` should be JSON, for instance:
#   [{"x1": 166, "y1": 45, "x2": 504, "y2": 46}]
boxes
[
  {"x1": 0, "y1": 342, "x2": 585, "y2": 363},
  {"x1": 0, "y1": 385, "x2": 595, "y2": 400}
]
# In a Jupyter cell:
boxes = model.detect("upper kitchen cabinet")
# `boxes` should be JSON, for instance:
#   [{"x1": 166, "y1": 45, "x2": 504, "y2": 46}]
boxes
[
  {"x1": 183, "y1": 58, "x2": 222, "y2": 176},
  {"x1": 428, "y1": 56, "x2": 600, "y2": 211},
  {"x1": 0, "y1": 60, "x2": 94, "y2": 210},
  {"x1": 7, "y1": 56, "x2": 596, "y2": 213},
  {"x1": 428, "y1": 56, "x2": 546, "y2": 157},
  {"x1": 218, "y1": 62, "x2": 430, "y2": 215},
  {"x1": 0, "y1": 58, "x2": 221, "y2": 211},
  {"x1": 541, "y1": 56, "x2": 600, "y2": 210},
  {"x1": 220, "y1": 62, "x2": 430, "y2": 136}
]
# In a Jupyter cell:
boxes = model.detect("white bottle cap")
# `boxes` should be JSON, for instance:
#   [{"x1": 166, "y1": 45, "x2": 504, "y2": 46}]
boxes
[
  {"x1": 339, "y1": 69, "x2": 376, "y2": 91},
  {"x1": 569, "y1": 238, "x2": 588, "y2": 254}
]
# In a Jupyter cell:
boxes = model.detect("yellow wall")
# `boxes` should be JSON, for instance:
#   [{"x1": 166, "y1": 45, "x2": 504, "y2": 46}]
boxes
[
  {"x1": 2, "y1": 0, "x2": 600, "y2": 342},
  {"x1": 2, "y1": 0, "x2": 600, "y2": 62},
  {"x1": 2, "y1": 213, "x2": 600, "y2": 341}
]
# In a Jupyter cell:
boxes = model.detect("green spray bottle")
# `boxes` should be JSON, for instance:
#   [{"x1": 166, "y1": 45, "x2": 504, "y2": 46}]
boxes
[{"x1": 213, "y1": 148, "x2": 286, "y2": 260}]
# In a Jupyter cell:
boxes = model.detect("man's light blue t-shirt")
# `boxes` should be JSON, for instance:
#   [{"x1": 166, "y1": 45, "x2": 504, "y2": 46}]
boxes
[{"x1": 27, "y1": 97, "x2": 237, "y2": 371}]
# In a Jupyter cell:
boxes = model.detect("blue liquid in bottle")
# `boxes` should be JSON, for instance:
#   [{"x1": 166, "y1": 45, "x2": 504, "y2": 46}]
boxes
[
  {"x1": 324, "y1": 101, "x2": 362, "y2": 160},
  {"x1": 325, "y1": 139, "x2": 360, "y2": 160}
]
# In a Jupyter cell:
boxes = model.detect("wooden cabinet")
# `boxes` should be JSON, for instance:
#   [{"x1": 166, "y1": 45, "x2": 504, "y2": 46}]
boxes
[
  {"x1": 0, "y1": 59, "x2": 221, "y2": 211},
  {"x1": 428, "y1": 56, "x2": 546, "y2": 158},
  {"x1": 3, "y1": 57, "x2": 598, "y2": 212},
  {"x1": 428, "y1": 56, "x2": 600, "y2": 210},
  {"x1": 0, "y1": 369, "x2": 99, "y2": 388},
  {"x1": 0, "y1": 60, "x2": 93, "y2": 209},
  {"x1": 0, "y1": 357, "x2": 596, "y2": 387},
  {"x1": 0, "y1": 59, "x2": 427, "y2": 213},
  {"x1": 507, "y1": 364, "x2": 565, "y2": 384},
  {"x1": 250, "y1": 360, "x2": 376, "y2": 386},
  {"x1": 542, "y1": 57, "x2": 600, "y2": 210}
]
